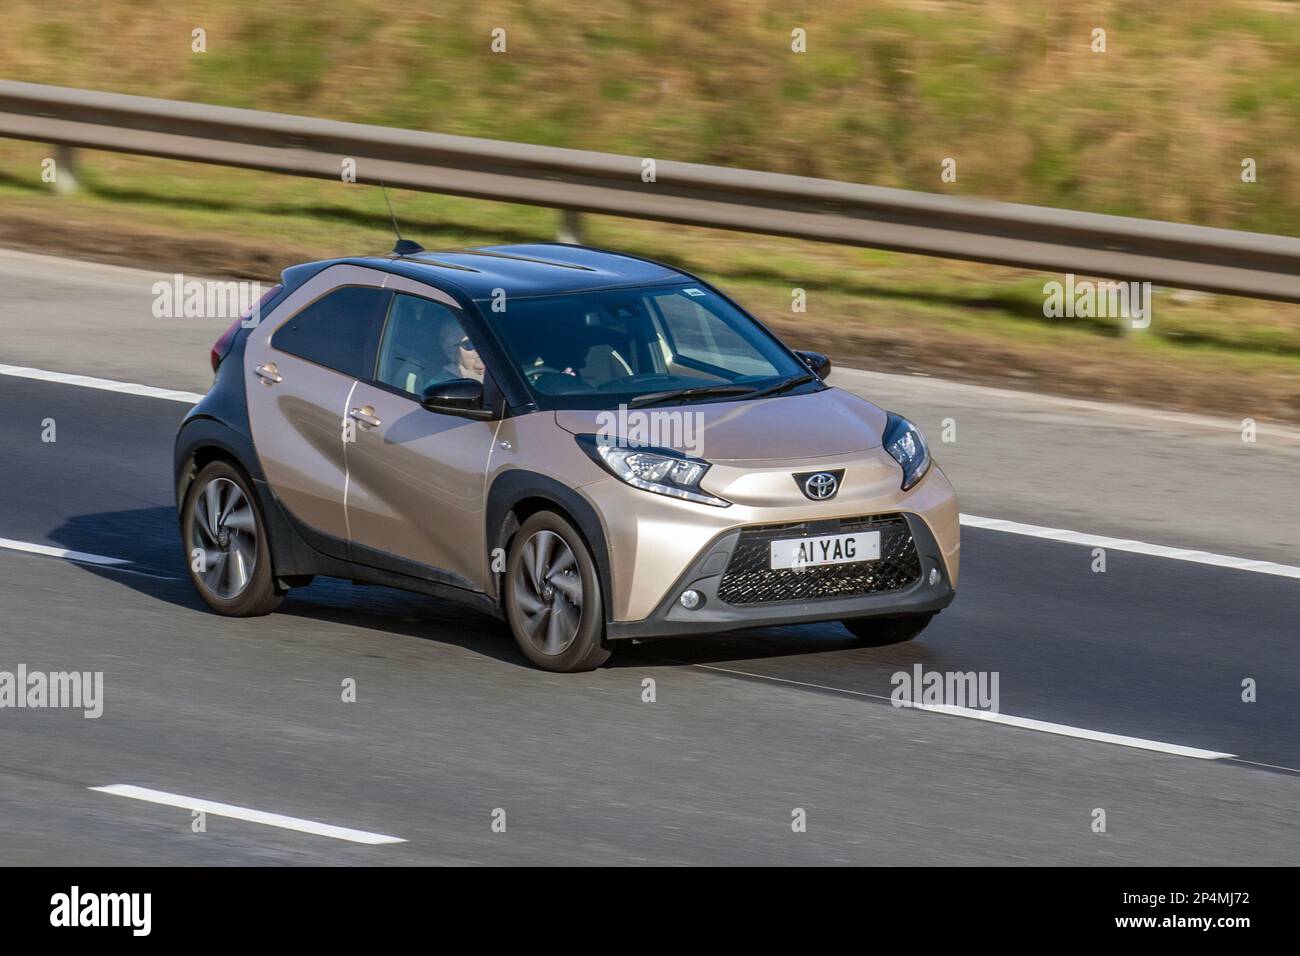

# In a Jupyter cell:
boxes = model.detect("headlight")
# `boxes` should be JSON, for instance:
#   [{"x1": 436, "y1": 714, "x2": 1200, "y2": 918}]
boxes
[
  {"x1": 576, "y1": 435, "x2": 730, "y2": 507},
  {"x1": 883, "y1": 413, "x2": 931, "y2": 491}
]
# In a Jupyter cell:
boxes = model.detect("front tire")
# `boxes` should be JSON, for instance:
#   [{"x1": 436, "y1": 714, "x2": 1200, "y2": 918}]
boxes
[
  {"x1": 842, "y1": 613, "x2": 934, "y2": 646},
  {"x1": 504, "y1": 512, "x2": 610, "y2": 672},
  {"x1": 182, "y1": 461, "x2": 282, "y2": 617}
]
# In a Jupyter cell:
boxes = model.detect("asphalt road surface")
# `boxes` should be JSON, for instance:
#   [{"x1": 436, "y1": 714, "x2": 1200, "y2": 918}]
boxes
[{"x1": 1, "y1": 251, "x2": 1297, "y2": 865}]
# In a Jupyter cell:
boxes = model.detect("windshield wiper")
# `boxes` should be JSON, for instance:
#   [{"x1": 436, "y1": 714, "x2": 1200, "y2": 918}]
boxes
[
  {"x1": 628, "y1": 383, "x2": 757, "y2": 408},
  {"x1": 741, "y1": 373, "x2": 817, "y2": 400}
]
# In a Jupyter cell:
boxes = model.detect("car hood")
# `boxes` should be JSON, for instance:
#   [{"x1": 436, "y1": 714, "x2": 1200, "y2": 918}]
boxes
[{"x1": 552, "y1": 387, "x2": 887, "y2": 462}]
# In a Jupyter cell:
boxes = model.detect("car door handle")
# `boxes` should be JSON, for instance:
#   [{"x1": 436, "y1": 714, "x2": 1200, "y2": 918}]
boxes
[
  {"x1": 254, "y1": 363, "x2": 282, "y2": 384},
  {"x1": 349, "y1": 406, "x2": 382, "y2": 428}
]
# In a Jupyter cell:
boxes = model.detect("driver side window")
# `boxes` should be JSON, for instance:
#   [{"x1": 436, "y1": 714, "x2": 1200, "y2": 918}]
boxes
[{"x1": 375, "y1": 294, "x2": 481, "y2": 396}]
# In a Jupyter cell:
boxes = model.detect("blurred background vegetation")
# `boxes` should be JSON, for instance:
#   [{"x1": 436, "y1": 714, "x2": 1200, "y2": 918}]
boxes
[
  {"x1": 4, "y1": 0, "x2": 1299, "y2": 230},
  {"x1": 1, "y1": 0, "x2": 1299, "y2": 418}
]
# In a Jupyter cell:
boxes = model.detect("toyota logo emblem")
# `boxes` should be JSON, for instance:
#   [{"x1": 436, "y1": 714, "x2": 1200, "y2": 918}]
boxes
[{"x1": 803, "y1": 472, "x2": 838, "y2": 500}]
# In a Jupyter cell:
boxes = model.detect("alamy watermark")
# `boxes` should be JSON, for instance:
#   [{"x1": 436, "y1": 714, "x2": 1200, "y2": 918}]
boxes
[
  {"x1": 0, "y1": 665, "x2": 103, "y2": 718},
  {"x1": 152, "y1": 274, "x2": 264, "y2": 325},
  {"x1": 50, "y1": 886, "x2": 150, "y2": 936},
  {"x1": 891, "y1": 664, "x2": 999, "y2": 713},
  {"x1": 595, "y1": 405, "x2": 705, "y2": 457},
  {"x1": 1043, "y1": 274, "x2": 1151, "y2": 329}
]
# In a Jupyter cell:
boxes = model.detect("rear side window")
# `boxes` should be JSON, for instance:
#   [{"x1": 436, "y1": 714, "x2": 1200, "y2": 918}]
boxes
[{"x1": 272, "y1": 286, "x2": 392, "y2": 379}]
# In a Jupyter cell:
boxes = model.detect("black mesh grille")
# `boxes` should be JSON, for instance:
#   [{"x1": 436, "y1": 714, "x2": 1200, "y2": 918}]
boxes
[{"x1": 716, "y1": 514, "x2": 921, "y2": 606}]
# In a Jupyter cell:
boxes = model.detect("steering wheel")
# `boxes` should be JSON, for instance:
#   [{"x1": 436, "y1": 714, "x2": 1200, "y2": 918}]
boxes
[{"x1": 526, "y1": 364, "x2": 569, "y2": 382}]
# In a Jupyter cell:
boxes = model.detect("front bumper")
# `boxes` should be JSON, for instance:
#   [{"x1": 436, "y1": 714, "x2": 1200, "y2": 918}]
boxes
[
  {"x1": 584, "y1": 453, "x2": 961, "y2": 623},
  {"x1": 605, "y1": 511, "x2": 955, "y2": 640}
]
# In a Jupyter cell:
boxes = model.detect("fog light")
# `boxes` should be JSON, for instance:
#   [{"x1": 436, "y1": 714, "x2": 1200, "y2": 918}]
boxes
[
  {"x1": 928, "y1": 568, "x2": 940, "y2": 586},
  {"x1": 680, "y1": 589, "x2": 702, "y2": 610}
]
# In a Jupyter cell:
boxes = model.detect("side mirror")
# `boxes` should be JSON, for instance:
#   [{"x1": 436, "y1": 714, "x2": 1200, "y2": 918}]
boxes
[
  {"x1": 421, "y1": 378, "x2": 494, "y2": 420},
  {"x1": 796, "y1": 350, "x2": 832, "y2": 381}
]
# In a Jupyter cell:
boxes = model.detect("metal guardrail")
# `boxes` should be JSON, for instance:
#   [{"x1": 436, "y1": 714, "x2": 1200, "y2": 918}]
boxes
[{"x1": 2, "y1": 80, "x2": 1300, "y2": 302}]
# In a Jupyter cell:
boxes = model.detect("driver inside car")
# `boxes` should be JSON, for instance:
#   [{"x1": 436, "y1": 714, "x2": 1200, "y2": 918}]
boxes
[{"x1": 439, "y1": 318, "x2": 486, "y2": 383}]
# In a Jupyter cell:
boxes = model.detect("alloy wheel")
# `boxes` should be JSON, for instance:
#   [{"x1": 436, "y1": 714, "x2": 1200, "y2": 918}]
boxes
[
  {"x1": 512, "y1": 530, "x2": 583, "y2": 656},
  {"x1": 189, "y1": 477, "x2": 258, "y2": 599}
]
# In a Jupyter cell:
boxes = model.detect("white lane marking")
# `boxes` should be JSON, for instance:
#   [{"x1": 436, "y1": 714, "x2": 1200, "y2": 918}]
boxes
[
  {"x1": 0, "y1": 536, "x2": 130, "y2": 566},
  {"x1": 0, "y1": 363, "x2": 203, "y2": 404},
  {"x1": 1228, "y1": 757, "x2": 1300, "y2": 775},
  {"x1": 961, "y1": 513, "x2": 1300, "y2": 580},
  {"x1": 919, "y1": 704, "x2": 1233, "y2": 759},
  {"x1": 694, "y1": 664, "x2": 1235, "y2": 760},
  {"x1": 90, "y1": 784, "x2": 406, "y2": 845},
  {"x1": 0, "y1": 536, "x2": 183, "y2": 578}
]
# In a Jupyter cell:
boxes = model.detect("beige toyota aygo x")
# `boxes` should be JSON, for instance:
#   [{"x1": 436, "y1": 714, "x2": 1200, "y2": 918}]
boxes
[{"x1": 174, "y1": 242, "x2": 960, "y2": 671}]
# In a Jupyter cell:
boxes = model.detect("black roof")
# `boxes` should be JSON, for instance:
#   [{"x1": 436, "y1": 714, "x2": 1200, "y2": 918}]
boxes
[{"x1": 286, "y1": 243, "x2": 691, "y2": 301}]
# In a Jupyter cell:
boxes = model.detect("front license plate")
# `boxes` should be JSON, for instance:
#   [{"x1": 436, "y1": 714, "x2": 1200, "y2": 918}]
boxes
[{"x1": 769, "y1": 530, "x2": 880, "y2": 570}]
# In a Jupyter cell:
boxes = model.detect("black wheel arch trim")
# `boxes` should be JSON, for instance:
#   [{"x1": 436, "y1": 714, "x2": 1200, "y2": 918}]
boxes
[
  {"x1": 486, "y1": 470, "x2": 613, "y2": 621},
  {"x1": 174, "y1": 310, "x2": 259, "y2": 509},
  {"x1": 174, "y1": 416, "x2": 264, "y2": 514}
]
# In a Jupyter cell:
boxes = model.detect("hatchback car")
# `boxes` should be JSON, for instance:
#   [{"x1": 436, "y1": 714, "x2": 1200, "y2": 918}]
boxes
[{"x1": 174, "y1": 243, "x2": 959, "y2": 671}]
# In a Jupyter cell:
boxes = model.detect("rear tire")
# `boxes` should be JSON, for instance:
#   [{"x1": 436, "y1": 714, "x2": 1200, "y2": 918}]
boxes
[
  {"x1": 182, "y1": 461, "x2": 282, "y2": 617},
  {"x1": 842, "y1": 613, "x2": 934, "y2": 646},
  {"x1": 504, "y1": 511, "x2": 610, "y2": 672}
]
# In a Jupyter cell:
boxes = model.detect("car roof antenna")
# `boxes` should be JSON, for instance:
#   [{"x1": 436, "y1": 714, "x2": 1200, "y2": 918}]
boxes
[{"x1": 380, "y1": 181, "x2": 424, "y2": 256}]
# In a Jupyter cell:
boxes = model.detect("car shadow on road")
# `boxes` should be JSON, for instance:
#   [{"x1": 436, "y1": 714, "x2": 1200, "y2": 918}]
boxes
[
  {"x1": 47, "y1": 505, "x2": 943, "y2": 672},
  {"x1": 46, "y1": 505, "x2": 536, "y2": 665}
]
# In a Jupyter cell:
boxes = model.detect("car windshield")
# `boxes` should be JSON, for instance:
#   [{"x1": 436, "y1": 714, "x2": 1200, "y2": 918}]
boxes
[{"x1": 482, "y1": 282, "x2": 814, "y2": 410}]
